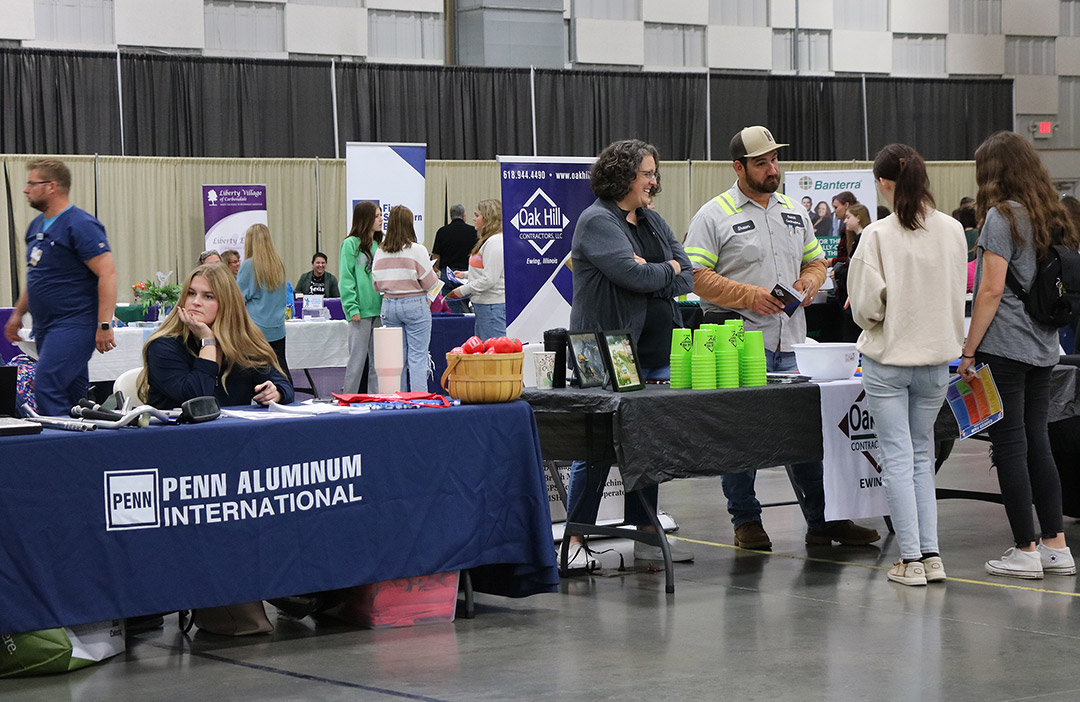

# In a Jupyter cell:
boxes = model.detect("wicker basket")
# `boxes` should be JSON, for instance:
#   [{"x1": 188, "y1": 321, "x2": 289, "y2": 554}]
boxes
[{"x1": 441, "y1": 352, "x2": 523, "y2": 404}]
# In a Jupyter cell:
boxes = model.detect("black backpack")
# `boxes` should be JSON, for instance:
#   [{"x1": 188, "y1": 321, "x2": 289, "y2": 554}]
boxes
[{"x1": 1004, "y1": 230, "x2": 1080, "y2": 328}]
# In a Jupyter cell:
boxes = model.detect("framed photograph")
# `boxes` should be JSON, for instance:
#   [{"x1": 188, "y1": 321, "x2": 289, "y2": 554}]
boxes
[
  {"x1": 567, "y1": 330, "x2": 608, "y2": 388},
  {"x1": 598, "y1": 330, "x2": 645, "y2": 392}
]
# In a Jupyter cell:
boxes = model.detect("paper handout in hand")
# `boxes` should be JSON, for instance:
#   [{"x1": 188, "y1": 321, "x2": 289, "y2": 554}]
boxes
[
  {"x1": 946, "y1": 363, "x2": 1003, "y2": 439},
  {"x1": 770, "y1": 281, "x2": 805, "y2": 317}
]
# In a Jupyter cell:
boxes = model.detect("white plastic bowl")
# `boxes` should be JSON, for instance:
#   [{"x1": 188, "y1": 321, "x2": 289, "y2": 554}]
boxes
[{"x1": 792, "y1": 342, "x2": 859, "y2": 381}]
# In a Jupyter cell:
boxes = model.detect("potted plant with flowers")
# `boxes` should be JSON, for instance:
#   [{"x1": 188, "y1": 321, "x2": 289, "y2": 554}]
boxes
[{"x1": 134, "y1": 271, "x2": 181, "y2": 320}]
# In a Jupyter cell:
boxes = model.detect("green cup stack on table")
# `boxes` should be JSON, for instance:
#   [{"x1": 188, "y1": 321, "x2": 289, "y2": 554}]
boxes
[
  {"x1": 739, "y1": 329, "x2": 768, "y2": 387},
  {"x1": 670, "y1": 328, "x2": 693, "y2": 388},
  {"x1": 714, "y1": 323, "x2": 740, "y2": 389},
  {"x1": 691, "y1": 327, "x2": 717, "y2": 389}
]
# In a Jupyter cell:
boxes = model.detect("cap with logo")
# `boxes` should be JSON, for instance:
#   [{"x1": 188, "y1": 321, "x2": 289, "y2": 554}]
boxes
[{"x1": 730, "y1": 126, "x2": 789, "y2": 160}]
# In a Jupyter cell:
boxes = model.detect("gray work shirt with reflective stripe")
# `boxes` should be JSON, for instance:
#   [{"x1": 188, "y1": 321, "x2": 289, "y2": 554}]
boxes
[{"x1": 683, "y1": 183, "x2": 823, "y2": 352}]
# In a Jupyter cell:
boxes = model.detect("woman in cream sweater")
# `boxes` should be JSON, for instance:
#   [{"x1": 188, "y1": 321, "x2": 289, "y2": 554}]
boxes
[
  {"x1": 848, "y1": 143, "x2": 967, "y2": 587},
  {"x1": 447, "y1": 199, "x2": 505, "y2": 339}
]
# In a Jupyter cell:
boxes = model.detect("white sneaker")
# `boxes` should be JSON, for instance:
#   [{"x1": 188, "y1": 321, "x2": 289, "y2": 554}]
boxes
[
  {"x1": 922, "y1": 556, "x2": 947, "y2": 582},
  {"x1": 1037, "y1": 544, "x2": 1077, "y2": 575},
  {"x1": 986, "y1": 547, "x2": 1044, "y2": 579},
  {"x1": 634, "y1": 540, "x2": 695, "y2": 564},
  {"x1": 887, "y1": 560, "x2": 927, "y2": 586},
  {"x1": 560, "y1": 543, "x2": 599, "y2": 572}
]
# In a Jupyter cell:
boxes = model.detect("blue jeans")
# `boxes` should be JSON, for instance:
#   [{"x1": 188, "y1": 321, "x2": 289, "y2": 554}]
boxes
[
  {"x1": 473, "y1": 302, "x2": 506, "y2": 341},
  {"x1": 860, "y1": 356, "x2": 949, "y2": 560},
  {"x1": 721, "y1": 350, "x2": 827, "y2": 530},
  {"x1": 380, "y1": 295, "x2": 432, "y2": 392},
  {"x1": 567, "y1": 366, "x2": 668, "y2": 526}
]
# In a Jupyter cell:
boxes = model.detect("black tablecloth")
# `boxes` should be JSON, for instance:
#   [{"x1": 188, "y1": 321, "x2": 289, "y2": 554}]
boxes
[
  {"x1": 522, "y1": 383, "x2": 823, "y2": 493},
  {"x1": 527, "y1": 364, "x2": 1080, "y2": 494}
]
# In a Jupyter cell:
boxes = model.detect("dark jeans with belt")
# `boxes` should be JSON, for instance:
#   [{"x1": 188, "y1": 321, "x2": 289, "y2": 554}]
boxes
[{"x1": 976, "y1": 352, "x2": 1063, "y2": 546}]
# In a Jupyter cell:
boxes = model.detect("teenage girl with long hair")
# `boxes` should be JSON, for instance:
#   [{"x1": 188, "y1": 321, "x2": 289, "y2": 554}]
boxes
[
  {"x1": 960, "y1": 131, "x2": 1080, "y2": 579},
  {"x1": 372, "y1": 205, "x2": 438, "y2": 392},
  {"x1": 447, "y1": 199, "x2": 506, "y2": 339},
  {"x1": 139, "y1": 263, "x2": 293, "y2": 408},
  {"x1": 848, "y1": 143, "x2": 968, "y2": 586},
  {"x1": 339, "y1": 201, "x2": 383, "y2": 393},
  {"x1": 237, "y1": 223, "x2": 290, "y2": 378}
]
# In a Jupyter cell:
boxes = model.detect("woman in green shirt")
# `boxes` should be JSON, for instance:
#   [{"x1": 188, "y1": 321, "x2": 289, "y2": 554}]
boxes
[{"x1": 339, "y1": 202, "x2": 383, "y2": 393}]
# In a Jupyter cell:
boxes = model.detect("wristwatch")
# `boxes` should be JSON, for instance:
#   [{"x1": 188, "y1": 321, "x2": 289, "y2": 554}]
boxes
[
  {"x1": 98, "y1": 322, "x2": 110, "y2": 330},
  {"x1": 200, "y1": 337, "x2": 217, "y2": 347}
]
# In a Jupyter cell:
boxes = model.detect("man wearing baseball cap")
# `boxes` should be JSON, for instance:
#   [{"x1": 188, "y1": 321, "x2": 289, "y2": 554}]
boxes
[{"x1": 683, "y1": 126, "x2": 880, "y2": 551}]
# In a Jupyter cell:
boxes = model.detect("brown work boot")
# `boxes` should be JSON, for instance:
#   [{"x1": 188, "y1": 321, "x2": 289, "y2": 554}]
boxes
[
  {"x1": 734, "y1": 521, "x2": 772, "y2": 550},
  {"x1": 805, "y1": 519, "x2": 880, "y2": 546}
]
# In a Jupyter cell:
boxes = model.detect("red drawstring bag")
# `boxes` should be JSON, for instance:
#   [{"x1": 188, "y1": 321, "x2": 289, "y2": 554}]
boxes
[{"x1": 330, "y1": 391, "x2": 452, "y2": 408}]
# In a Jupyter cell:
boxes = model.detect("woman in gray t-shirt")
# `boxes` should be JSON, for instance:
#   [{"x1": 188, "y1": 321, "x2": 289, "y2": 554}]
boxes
[{"x1": 960, "y1": 131, "x2": 1080, "y2": 580}]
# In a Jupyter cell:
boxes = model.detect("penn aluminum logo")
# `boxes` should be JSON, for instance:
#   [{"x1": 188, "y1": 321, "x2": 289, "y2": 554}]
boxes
[
  {"x1": 798, "y1": 176, "x2": 813, "y2": 190},
  {"x1": 104, "y1": 469, "x2": 161, "y2": 531}
]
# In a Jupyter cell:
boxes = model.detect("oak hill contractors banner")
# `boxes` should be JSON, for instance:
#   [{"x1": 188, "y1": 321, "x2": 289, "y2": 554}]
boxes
[
  {"x1": 202, "y1": 185, "x2": 268, "y2": 259},
  {"x1": 345, "y1": 142, "x2": 427, "y2": 242},
  {"x1": 820, "y1": 379, "x2": 890, "y2": 521},
  {"x1": 783, "y1": 170, "x2": 876, "y2": 258},
  {"x1": 499, "y1": 156, "x2": 595, "y2": 342}
]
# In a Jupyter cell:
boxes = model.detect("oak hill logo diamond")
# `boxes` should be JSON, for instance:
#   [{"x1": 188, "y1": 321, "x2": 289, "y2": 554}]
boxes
[{"x1": 837, "y1": 390, "x2": 881, "y2": 473}]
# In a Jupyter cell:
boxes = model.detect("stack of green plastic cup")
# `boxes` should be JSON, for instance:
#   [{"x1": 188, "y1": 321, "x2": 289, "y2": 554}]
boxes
[
  {"x1": 670, "y1": 328, "x2": 692, "y2": 388},
  {"x1": 691, "y1": 327, "x2": 717, "y2": 389},
  {"x1": 715, "y1": 325, "x2": 740, "y2": 389},
  {"x1": 739, "y1": 329, "x2": 767, "y2": 387}
]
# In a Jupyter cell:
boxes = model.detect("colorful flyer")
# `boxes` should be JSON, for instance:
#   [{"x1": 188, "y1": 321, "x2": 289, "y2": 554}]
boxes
[{"x1": 946, "y1": 364, "x2": 1004, "y2": 439}]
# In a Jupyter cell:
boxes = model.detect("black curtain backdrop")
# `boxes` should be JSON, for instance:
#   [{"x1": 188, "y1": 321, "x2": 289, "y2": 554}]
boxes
[
  {"x1": 533, "y1": 69, "x2": 708, "y2": 160},
  {"x1": 767, "y1": 76, "x2": 864, "y2": 161},
  {"x1": 335, "y1": 64, "x2": 534, "y2": 159},
  {"x1": 121, "y1": 54, "x2": 335, "y2": 157},
  {"x1": 0, "y1": 48, "x2": 1014, "y2": 161},
  {"x1": 711, "y1": 75, "x2": 1012, "y2": 162},
  {"x1": 710, "y1": 75, "x2": 769, "y2": 160},
  {"x1": 0, "y1": 48, "x2": 120, "y2": 155},
  {"x1": 864, "y1": 77, "x2": 1013, "y2": 160}
]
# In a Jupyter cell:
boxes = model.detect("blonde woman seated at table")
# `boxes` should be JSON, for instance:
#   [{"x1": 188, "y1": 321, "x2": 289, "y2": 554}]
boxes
[{"x1": 138, "y1": 264, "x2": 294, "y2": 409}]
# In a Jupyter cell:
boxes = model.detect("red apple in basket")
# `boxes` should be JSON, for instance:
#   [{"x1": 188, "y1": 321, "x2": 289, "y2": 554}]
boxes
[
  {"x1": 462, "y1": 336, "x2": 484, "y2": 354},
  {"x1": 450, "y1": 346, "x2": 465, "y2": 354}
]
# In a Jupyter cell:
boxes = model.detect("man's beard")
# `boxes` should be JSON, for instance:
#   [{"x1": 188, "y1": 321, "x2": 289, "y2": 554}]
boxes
[
  {"x1": 747, "y1": 173, "x2": 780, "y2": 194},
  {"x1": 27, "y1": 195, "x2": 47, "y2": 212}
]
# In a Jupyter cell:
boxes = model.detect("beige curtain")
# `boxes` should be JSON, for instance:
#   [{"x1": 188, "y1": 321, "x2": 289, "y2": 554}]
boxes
[
  {"x1": 654, "y1": 161, "x2": 692, "y2": 241},
  {"x1": 0, "y1": 155, "x2": 977, "y2": 309},
  {"x1": 427, "y1": 161, "x2": 501, "y2": 244}
]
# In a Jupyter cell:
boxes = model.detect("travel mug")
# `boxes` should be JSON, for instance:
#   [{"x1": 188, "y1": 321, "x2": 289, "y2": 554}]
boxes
[{"x1": 543, "y1": 328, "x2": 568, "y2": 388}]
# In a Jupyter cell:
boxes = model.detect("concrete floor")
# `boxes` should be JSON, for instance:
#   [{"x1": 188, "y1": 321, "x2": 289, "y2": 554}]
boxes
[{"x1": 6, "y1": 437, "x2": 1080, "y2": 702}]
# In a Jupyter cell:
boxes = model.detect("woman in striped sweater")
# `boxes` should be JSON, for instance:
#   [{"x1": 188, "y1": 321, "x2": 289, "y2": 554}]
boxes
[{"x1": 372, "y1": 205, "x2": 438, "y2": 392}]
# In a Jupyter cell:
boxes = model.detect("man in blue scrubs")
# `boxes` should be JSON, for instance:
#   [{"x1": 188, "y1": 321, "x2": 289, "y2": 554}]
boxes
[{"x1": 4, "y1": 159, "x2": 117, "y2": 416}]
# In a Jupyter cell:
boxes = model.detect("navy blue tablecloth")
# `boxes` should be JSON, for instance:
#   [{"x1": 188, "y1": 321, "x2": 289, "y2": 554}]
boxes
[{"x1": 0, "y1": 401, "x2": 557, "y2": 633}]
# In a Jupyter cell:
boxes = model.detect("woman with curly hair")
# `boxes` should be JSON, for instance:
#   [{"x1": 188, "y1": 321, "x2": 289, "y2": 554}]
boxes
[
  {"x1": 562, "y1": 139, "x2": 695, "y2": 570},
  {"x1": 139, "y1": 263, "x2": 293, "y2": 408},
  {"x1": 960, "y1": 131, "x2": 1080, "y2": 579},
  {"x1": 447, "y1": 199, "x2": 505, "y2": 339}
]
